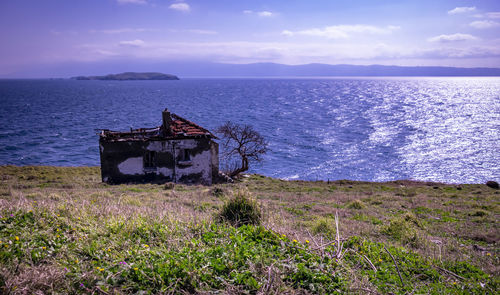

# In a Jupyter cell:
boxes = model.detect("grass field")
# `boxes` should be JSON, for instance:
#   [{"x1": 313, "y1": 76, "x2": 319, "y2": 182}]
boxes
[{"x1": 0, "y1": 166, "x2": 498, "y2": 294}]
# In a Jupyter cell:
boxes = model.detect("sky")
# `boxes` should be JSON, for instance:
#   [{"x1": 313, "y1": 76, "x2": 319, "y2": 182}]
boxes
[{"x1": 1, "y1": 0, "x2": 500, "y2": 76}]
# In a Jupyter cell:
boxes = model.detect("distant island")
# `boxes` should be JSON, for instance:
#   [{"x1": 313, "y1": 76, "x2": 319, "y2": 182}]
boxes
[{"x1": 71, "y1": 72, "x2": 179, "y2": 80}]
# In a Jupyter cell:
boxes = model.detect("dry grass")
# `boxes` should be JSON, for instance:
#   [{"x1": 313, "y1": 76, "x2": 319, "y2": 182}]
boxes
[
  {"x1": 0, "y1": 166, "x2": 498, "y2": 293},
  {"x1": 250, "y1": 176, "x2": 500, "y2": 274}
]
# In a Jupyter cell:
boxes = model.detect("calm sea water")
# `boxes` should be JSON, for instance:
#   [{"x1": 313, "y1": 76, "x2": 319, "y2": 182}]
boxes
[{"x1": 0, "y1": 77, "x2": 499, "y2": 183}]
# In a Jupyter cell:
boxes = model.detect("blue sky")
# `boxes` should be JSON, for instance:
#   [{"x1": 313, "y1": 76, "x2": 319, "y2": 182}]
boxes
[{"x1": 1, "y1": 0, "x2": 500, "y2": 76}]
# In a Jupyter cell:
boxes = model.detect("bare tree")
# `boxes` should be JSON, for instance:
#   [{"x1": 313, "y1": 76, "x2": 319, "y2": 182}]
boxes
[{"x1": 217, "y1": 121, "x2": 268, "y2": 178}]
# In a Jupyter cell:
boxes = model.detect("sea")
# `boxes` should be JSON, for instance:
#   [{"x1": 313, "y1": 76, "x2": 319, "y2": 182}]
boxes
[{"x1": 0, "y1": 77, "x2": 499, "y2": 184}]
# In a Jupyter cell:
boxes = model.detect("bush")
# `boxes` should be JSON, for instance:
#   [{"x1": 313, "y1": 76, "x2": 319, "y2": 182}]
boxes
[
  {"x1": 311, "y1": 218, "x2": 335, "y2": 237},
  {"x1": 217, "y1": 191, "x2": 261, "y2": 227},
  {"x1": 382, "y1": 212, "x2": 424, "y2": 247},
  {"x1": 211, "y1": 186, "x2": 225, "y2": 198},
  {"x1": 470, "y1": 210, "x2": 488, "y2": 217},
  {"x1": 163, "y1": 182, "x2": 175, "y2": 190},
  {"x1": 347, "y1": 199, "x2": 365, "y2": 210}
]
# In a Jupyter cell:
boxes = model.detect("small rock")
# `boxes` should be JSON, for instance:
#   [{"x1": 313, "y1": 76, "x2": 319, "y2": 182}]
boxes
[
  {"x1": 163, "y1": 182, "x2": 175, "y2": 190},
  {"x1": 472, "y1": 244, "x2": 486, "y2": 252},
  {"x1": 430, "y1": 239, "x2": 442, "y2": 245},
  {"x1": 486, "y1": 181, "x2": 499, "y2": 189}
]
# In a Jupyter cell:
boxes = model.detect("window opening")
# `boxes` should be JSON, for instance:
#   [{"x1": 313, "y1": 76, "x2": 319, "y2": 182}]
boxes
[
  {"x1": 180, "y1": 149, "x2": 191, "y2": 162},
  {"x1": 144, "y1": 151, "x2": 157, "y2": 169}
]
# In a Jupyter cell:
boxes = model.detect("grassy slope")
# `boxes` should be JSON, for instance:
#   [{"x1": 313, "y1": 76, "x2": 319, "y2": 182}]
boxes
[{"x1": 0, "y1": 166, "x2": 498, "y2": 294}]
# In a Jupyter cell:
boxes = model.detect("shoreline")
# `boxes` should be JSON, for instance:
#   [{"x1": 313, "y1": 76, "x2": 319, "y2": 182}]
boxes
[{"x1": 0, "y1": 164, "x2": 494, "y2": 186}]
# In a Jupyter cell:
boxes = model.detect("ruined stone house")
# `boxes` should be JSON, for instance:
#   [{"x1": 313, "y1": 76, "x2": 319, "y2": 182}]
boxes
[{"x1": 99, "y1": 109, "x2": 219, "y2": 185}]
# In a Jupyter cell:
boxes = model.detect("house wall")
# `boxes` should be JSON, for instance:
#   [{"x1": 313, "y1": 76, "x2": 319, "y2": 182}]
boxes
[{"x1": 99, "y1": 137, "x2": 218, "y2": 185}]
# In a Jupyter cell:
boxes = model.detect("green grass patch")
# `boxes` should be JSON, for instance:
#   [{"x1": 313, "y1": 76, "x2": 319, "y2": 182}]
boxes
[
  {"x1": 285, "y1": 207, "x2": 305, "y2": 216},
  {"x1": 352, "y1": 213, "x2": 382, "y2": 225}
]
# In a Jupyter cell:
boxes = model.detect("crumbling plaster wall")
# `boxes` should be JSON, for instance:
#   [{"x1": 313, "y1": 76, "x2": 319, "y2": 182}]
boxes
[{"x1": 100, "y1": 137, "x2": 217, "y2": 184}]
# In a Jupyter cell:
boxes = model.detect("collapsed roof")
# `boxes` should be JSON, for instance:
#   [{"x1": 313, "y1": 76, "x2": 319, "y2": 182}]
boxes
[{"x1": 99, "y1": 109, "x2": 216, "y2": 142}]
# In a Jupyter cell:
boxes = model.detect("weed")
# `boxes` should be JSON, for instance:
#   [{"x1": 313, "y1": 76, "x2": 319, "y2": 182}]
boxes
[
  {"x1": 413, "y1": 206, "x2": 432, "y2": 215},
  {"x1": 285, "y1": 207, "x2": 305, "y2": 216},
  {"x1": 124, "y1": 187, "x2": 145, "y2": 193},
  {"x1": 396, "y1": 188, "x2": 417, "y2": 197}
]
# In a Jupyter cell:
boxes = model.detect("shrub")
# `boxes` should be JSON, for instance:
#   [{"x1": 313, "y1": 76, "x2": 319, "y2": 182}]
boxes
[
  {"x1": 382, "y1": 212, "x2": 424, "y2": 247},
  {"x1": 211, "y1": 186, "x2": 225, "y2": 198},
  {"x1": 470, "y1": 210, "x2": 488, "y2": 217},
  {"x1": 347, "y1": 199, "x2": 365, "y2": 210},
  {"x1": 311, "y1": 218, "x2": 335, "y2": 237},
  {"x1": 163, "y1": 182, "x2": 175, "y2": 190},
  {"x1": 217, "y1": 191, "x2": 261, "y2": 227}
]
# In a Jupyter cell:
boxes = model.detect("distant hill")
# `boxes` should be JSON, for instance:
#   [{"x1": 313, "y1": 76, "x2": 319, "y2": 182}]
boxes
[
  {"x1": 173, "y1": 62, "x2": 500, "y2": 77},
  {"x1": 71, "y1": 72, "x2": 179, "y2": 80},
  {"x1": 3, "y1": 62, "x2": 500, "y2": 78},
  {"x1": 66, "y1": 63, "x2": 500, "y2": 78}
]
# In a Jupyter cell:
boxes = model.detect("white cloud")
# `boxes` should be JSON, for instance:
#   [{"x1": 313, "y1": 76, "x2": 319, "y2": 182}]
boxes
[
  {"x1": 90, "y1": 28, "x2": 215, "y2": 35},
  {"x1": 258, "y1": 11, "x2": 274, "y2": 17},
  {"x1": 117, "y1": 0, "x2": 147, "y2": 4},
  {"x1": 448, "y1": 6, "x2": 476, "y2": 15},
  {"x1": 428, "y1": 33, "x2": 478, "y2": 43},
  {"x1": 169, "y1": 3, "x2": 190, "y2": 12},
  {"x1": 95, "y1": 50, "x2": 120, "y2": 57},
  {"x1": 119, "y1": 39, "x2": 145, "y2": 47},
  {"x1": 65, "y1": 39, "x2": 500, "y2": 68},
  {"x1": 282, "y1": 25, "x2": 399, "y2": 39},
  {"x1": 90, "y1": 28, "x2": 152, "y2": 34},
  {"x1": 414, "y1": 46, "x2": 500, "y2": 59},
  {"x1": 470, "y1": 20, "x2": 500, "y2": 29},
  {"x1": 243, "y1": 10, "x2": 276, "y2": 17},
  {"x1": 186, "y1": 29, "x2": 217, "y2": 35},
  {"x1": 49, "y1": 30, "x2": 78, "y2": 35},
  {"x1": 486, "y1": 12, "x2": 500, "y2": 19}
]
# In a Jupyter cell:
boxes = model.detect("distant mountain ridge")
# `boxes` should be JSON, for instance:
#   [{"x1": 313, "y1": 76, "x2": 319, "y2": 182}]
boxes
[
  {"x1": 186, "y1": 62, "x2": 500, "y2": 77},
  {"x1": 67, "y1": 63, "x2": 500, "y2": 78},
  {"x1": 71, "y1": 72, "x2": 179, "y2": 80},
  {"x1": 3, "y1": 62, "x2": 500, "y2": 78}
]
